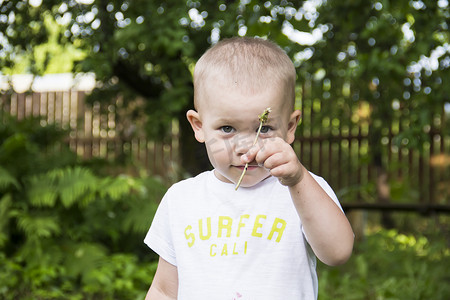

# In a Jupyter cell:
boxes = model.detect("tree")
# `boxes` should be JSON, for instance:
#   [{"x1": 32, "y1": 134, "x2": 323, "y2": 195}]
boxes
[
  {"x1": 301, "y1": 0, "x2": 449, "y2": 226},
  {"x1": 1, "y1": 0, "x2": 309, "y2": 174},
  {"x1": 1, "y1": 0, "x2": 448, "y2": 193}
]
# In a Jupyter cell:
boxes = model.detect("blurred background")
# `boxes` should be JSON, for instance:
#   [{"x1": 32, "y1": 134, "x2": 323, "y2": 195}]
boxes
[{"x1": 0, "y1": 0, "x2": 449, "y2": 299}]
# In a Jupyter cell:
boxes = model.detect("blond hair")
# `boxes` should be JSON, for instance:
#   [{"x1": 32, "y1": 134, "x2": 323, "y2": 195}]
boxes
[{"x1": 193, "y1": 37, "x2": 296, "y2": 109}]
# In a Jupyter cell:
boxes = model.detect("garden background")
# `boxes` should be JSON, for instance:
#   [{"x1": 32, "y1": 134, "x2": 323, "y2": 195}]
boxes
[{"x1": 0, "y1": 0, "x2": 449, "y2": 299}]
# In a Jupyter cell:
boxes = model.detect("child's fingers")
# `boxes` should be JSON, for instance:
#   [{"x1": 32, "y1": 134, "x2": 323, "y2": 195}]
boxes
[
  {"x1": 268, "y1": 155, "x2": 303, "y2": 186},
  {"x1": 253, "y1": 137, "x2": 284, "y2": 164},
  {"x1": 240, "y1": 146, "x2": 258, "y2": 164},
  {"x1": 241, "y1": 137, "x2": 290, "y2": 166},
  {"x1": 240, "y1": 139, "x2": 267, "y2": 163},
  {"x1": 262, "y1": 151, "x2": 287, "y2": 170},
  {"x1": 249, "y1": 138, "x2": 304, "y2": 186}
]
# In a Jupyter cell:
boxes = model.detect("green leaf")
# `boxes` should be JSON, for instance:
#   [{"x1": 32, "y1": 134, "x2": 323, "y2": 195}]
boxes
[
  {"x1": 27, "y1": 173, "x2": 58, "y2": 207},
  {"x1": 98, "y1": 175, "x2": 136, "y2": 201},
  {"x1": 0, "y1": 167, "x2": 20, "y2": 190},
  {"x1": 122, "y1": 196, "x2": 159, "y2": 234},
  {"x1": 28, "y1": 167, "x2": 98, "y2": 208},
  {"x1": 53, "y1": 167, "x2": 97, "y2": 208},
  {"x1": 17, "y1": 213, "x2": 60, "y2": 238},
  {"x1": 0, "y1": 194, "x2": 13, "y2": 247}
]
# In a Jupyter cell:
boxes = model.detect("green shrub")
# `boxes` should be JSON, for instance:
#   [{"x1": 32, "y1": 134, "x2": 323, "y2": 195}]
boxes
[
  {"x1": 3, "y1": 115, "x2": 448, "y2": 299},
  {"x1": 0, "y1": 115, "x2": 164, "y2": 299},
  {"x1": 318, "y1": 229, "x2": 450, "y2": 300}
]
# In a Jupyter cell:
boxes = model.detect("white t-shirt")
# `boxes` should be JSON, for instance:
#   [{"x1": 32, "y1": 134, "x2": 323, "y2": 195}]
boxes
[{"x1": 144, "y1": 170, "x2": 342, "y2": 300}]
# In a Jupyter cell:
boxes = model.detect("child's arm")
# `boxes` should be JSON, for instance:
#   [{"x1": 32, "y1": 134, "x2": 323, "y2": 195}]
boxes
[
  {"x1": 286, "y1": 165, "x2": 354, "y2": 266},
  {"x1": 242, "y1": 137, "x2": 354, "y2": 266},
  {"x1": 145, "y1": 257, "x2": 178, "y2": 299}
]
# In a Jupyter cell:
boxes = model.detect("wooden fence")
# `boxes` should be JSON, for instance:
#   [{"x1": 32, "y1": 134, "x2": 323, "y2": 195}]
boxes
[
  {"x1": 294, "y1": 94, "x2": 449, "y2": 213},
  {"x1": 1, "y1": 89, "x2": 449, "y2": 211},
  {"x1": 0, "y1": 90, "x2": 178, "y2": 179}
]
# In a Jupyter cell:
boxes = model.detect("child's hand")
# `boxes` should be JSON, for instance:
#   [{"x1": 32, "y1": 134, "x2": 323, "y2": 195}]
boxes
[
  {"x1": 242, "y1": 137, "x2": 354, "y2": 266},
  {"x1": 241, "y1": 137, "x2": 305, "y2": 187}
]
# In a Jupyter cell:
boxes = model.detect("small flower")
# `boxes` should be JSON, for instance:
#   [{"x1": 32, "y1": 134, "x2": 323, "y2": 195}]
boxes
[{"x1": 258, "y1": 107, "x2": 271, "y2": 124}]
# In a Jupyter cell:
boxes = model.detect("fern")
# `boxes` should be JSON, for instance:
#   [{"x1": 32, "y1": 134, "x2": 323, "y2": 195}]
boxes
[
  {"x1": 0, "y1": 167, "x2": 19, "y2": 190},
  {"x1": 98, "y1": 175, "x2": 136, "y2": 201},
  {"x1": 1, "y1": 114, "x2": 169, "y2": 299},
  {"x1": 27, "y1": 166, "x2": 98, "y2": 208},
  {"x1": 27, "y1": 174, "x2": 58, "y2": 207},
  {"x1": 122, "y1": 177, "x2": 166, "y2": 234},
  {"x1": 123, "y1": 196, "x2": 159, "y2": 234},
  {"x1": 0, "y1": 194, "x2": 12, "y2": 247},
  {"x1": 52, "y1": 167, "x2": 97, "y2": 208},
  {"x1": 16, "y1": 212, "x2": 61, "y2": 239}
]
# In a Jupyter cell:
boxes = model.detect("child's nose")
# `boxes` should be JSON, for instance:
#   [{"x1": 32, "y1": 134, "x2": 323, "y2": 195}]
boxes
[{"x1": 233, "y1": 133, "x2": 255, "y2": 156}]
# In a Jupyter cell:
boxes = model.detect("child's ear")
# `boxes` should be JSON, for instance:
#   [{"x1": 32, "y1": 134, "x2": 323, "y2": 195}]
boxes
[
  {"x1": 286, "y1": 110, "x2": 301, "y2": 144},
  {"x1": 186, "y1": 109, "x2": 205, "y2": 143}
]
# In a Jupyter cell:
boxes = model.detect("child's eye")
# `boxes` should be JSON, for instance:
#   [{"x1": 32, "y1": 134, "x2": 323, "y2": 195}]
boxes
[
  {"x1": 259, "y1": 125, "x2": 272, "y2": 134},
  {"x1": 220, "y1": 126, "x2": 235, "y2": 133}
]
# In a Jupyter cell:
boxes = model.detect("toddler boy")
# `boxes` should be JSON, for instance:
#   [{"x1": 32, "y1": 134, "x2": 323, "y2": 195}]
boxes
[{"x1": 144, "y1": 37, "x2": 354, "y2": 299}]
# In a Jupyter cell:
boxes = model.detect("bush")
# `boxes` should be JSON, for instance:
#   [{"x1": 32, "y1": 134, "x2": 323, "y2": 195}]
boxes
[
  {"x1": 0, "y1": 115, "x2": 165, "y2": 299},
  {"x1": 318, "y1": 228, "x2": 450, "y2": 300}
]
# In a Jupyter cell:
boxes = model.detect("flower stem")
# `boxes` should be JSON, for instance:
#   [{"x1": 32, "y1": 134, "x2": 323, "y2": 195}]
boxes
[{"x1": 235, "y1": 107, "x2": 271, "y2": 190}]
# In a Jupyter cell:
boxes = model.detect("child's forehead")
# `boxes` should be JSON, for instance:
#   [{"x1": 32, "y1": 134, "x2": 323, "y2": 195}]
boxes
[
  {"x1": 200, "y1": 69, "x2": 286, "y2": 96},
  {"x1": 197, "y1": 83, "x2": 291, "y2": 121},
  {"x1": 201, "y1": 82, "x2": 282, "y2": 105},
  {"x1": 200, "y1": 74, "x2": 290, "y2": 104}
]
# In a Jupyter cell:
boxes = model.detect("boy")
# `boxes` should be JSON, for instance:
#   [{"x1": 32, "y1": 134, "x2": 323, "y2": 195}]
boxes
[{"x1": 144, "y1": 37, "x2": 354, "y2": 299}]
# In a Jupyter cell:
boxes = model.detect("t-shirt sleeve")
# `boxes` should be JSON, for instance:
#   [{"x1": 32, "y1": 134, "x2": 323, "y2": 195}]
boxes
[{"x1": 144, "y1": 193, "x2": 177, "y2": 266}]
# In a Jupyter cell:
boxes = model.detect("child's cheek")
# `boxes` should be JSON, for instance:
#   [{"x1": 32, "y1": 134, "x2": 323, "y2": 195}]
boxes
[{"x1": 206, "y1": 139, "x2": 232, "y2": 160}]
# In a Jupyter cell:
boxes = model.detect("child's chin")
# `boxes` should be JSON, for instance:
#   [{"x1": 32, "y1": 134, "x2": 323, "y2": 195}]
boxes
[{"x1": 240, "y1": 175, "x2": 271, "y2": 188}]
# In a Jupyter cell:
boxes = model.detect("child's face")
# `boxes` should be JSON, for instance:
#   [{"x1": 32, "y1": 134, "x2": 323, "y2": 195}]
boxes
[{"x1": 188, "y1": 80, "x2": 300, "y2": 188}]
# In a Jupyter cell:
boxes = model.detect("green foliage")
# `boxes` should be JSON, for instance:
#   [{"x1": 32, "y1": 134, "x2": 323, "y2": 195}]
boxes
[
  {"x1": 318, "y1": 228, "x2": 450, "y2": 300},
  {"x1": 0, "y1": 115, "x2": 165, "y2": 299},
  {"x1": 0, "y1": 167, "x2": 19, "y2": 190},
  {"x1": 1, "y1": 1, "x2": 447, "y2": 177},
  {"x1": 2, "y1": 2, "x2": 448, "y2": 297},
  {"x1": 306, "y1": 0, "x2": 449, "y2": 155},
  {"x1": 0, "y1": 114, "x2": 76, "y2": 176},
  {"x1": 1, "y1": 0, "x2": 447, "y2": 177}
]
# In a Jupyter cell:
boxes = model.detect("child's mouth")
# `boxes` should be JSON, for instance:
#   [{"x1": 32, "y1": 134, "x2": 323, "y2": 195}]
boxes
[{"x1": 236, "y1": 165, "x2": 259, "y2": 171}]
